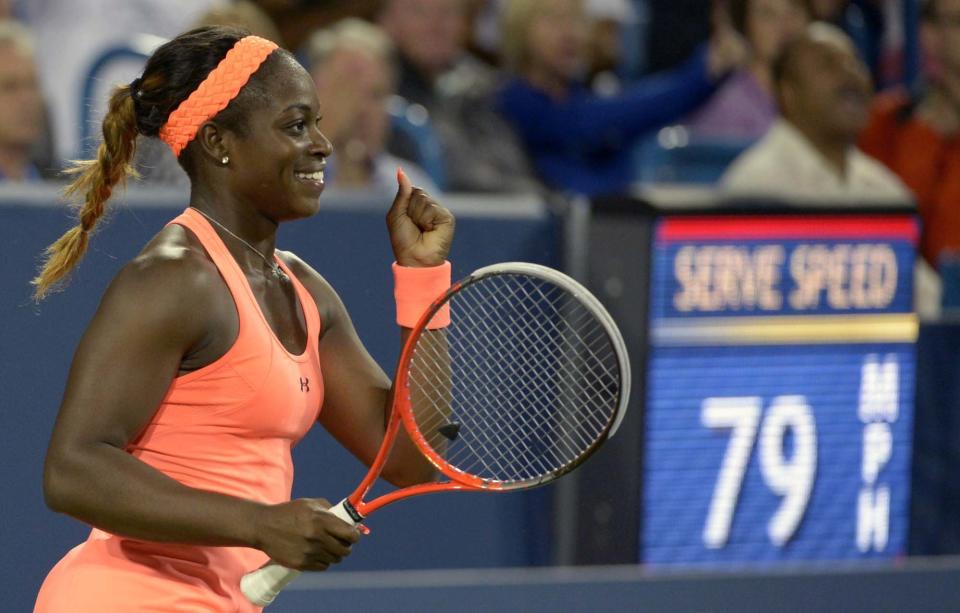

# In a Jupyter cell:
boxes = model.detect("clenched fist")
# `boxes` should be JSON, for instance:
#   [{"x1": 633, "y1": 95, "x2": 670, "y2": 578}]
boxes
[{"x1": 386, "y1": 168, "x2": 455, "y2": 268}]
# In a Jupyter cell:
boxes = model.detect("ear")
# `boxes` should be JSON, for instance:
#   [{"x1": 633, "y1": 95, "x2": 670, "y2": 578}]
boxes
[{"x1": 195, "y1": 122, "x2": 231, "y2": 166}]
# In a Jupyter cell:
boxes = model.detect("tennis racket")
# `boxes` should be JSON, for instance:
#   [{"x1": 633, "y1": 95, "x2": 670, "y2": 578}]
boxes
[{"x1": 241, "y1": 262, "x2": 631, "y2": 606}]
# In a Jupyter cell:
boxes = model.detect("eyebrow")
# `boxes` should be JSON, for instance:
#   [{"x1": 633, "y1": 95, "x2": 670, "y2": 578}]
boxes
[{"x1": 280, "y1": 103, "x2": 313, "y2": 114}]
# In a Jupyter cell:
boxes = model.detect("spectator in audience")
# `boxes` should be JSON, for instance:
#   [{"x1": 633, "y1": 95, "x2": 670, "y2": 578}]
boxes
[
  {"x1": 722, "y1": 22, "x2": 906, "y2": 200},
  {"x1": 378, "y1": 0, "x2": 539, "y2": 193},
  {"x1": 20, "y1": 0, "x2": 221, "y2": 162},
  {"x1": 685, "y1": 0, "x2": 811, "y2": 141},
  {"x1": 306, "y1": 18, "x2": 437, "y2": 194},
  {"x1": 0, "y1": 20, "x2": 46, "y2": 182},
  {"x1": 722, "y1": 22, "x2": 941, "y2": 319},
  {"x1": 380, "y1": 0, "x2": 467, "y2": 105},
  {"x1": 860, "y1": 0, "x2": 960, "y2": 269},
  {"x1": 496, "y1": 0, "x2": 748, "y2": 196}
]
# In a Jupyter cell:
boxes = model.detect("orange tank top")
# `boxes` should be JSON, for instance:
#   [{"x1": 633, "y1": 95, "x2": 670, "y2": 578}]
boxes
[
  {"x1": 122, "y1": 207, "x2": 323, "y2": 502},
  {"x1": 87, "y1": 206, "x2": 324, "y2": 591}
]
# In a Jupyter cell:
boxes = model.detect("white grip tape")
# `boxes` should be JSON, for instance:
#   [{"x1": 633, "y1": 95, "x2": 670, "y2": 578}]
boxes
[
  {"x1": 240, "y1": 563, "x2": 301, "y2": 607},
  {"x1": 241, "y1": 499, "x2": 359, "y2": 607}
]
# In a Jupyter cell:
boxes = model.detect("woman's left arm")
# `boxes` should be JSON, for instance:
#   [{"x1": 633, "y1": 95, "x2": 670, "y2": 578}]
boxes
[{"x1": 288, "y1": 169, "x2": 454, "y2": 487}]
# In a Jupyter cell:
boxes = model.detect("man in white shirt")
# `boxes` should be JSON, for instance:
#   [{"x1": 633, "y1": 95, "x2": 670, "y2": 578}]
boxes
[
  {"x1": 722, "y1": 21, "x2": 909, "y2": 203},
  {"x1": 722, "y1": 21, "x2": 941, "y2": 318}
]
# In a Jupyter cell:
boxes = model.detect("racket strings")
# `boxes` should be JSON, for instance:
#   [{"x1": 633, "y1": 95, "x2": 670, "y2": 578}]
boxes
[
  {"x1": 414, "y1": 289, "x2": 606, "y2": 468},
  {"x1": 493, "y1": 295, "x2": 618, "y2": 430},
  {"x1": 480, "y1": 281, "x2": 618, "y2": 404},
  {"x1": 451, "y1": 281, "x2": 613, "y2": 407},
  {"x1": 448, "y1": 288, "x2": 616, "y2": 480},
  {"x1": 456, "y1": 282, "x2": 616, "y2": 435},
  {"x1": 414, "y1": 335, "x2": 551, "y2": 476},
  {"x1": 409, "y1": 336, "x2": 532, "y2": 476},
  {"x1": 406, "y1": 273, "x2": 622, "y2": 486}
]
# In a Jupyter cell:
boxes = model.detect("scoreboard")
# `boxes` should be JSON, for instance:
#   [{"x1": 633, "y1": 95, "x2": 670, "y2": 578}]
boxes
[{"x1": 641, "y1": 215, "x2": 918, "y2": 565}]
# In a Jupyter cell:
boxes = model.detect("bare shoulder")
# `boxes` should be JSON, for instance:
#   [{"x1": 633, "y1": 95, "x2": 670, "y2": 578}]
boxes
[
  {"x1": 276, "y1": 250, "x2": 346, "y2": 332},
  {"x1": 125, "y1": 224, "x2": 223, "y2": 299},
  {"x1": 95, "y1": 224, "x2": 231, "y2": 344}
]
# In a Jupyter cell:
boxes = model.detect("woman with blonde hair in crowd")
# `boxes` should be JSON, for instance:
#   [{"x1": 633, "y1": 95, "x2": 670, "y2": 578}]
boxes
[{"x1": 496, "y1": 0, "x2": 748, "y2": 196}]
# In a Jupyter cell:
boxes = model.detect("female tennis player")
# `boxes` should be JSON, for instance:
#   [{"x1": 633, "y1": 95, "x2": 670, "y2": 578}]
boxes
[{"x1": 33, "y1": 26, "x2": 454, "y2": 612}]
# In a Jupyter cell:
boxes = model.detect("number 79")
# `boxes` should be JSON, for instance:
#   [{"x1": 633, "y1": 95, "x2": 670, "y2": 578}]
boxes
[{"x1": 701, "y1": 396, "x2": 817, "y2": 549}]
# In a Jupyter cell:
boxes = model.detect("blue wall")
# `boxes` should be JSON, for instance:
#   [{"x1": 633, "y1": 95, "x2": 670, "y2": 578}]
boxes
[{"x1": 0, "y1": 189, "x2": 560, "y2": 612}]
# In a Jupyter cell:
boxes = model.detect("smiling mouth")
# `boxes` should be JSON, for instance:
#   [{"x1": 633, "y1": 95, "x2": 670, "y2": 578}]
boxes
[{"x1": 295, "y1": 170, "x2": 324, "y2": 183}]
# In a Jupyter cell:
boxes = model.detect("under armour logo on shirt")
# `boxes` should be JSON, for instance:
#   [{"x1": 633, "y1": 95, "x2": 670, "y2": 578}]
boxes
[{"x1": 299, "y1": 377, "x2": 309, "y2": 392}]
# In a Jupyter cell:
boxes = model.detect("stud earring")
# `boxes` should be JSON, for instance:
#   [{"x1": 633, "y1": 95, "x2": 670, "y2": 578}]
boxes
[{"x1": 221, "y1": 156, "x2": 229, "y2": 165}]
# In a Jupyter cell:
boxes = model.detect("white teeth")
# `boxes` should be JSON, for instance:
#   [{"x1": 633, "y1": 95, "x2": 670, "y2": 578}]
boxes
[{"x1": 296, "y1": 171, "x2": 324, "y2": 181}]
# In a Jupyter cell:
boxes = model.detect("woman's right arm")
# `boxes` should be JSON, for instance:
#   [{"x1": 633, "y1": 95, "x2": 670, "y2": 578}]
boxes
[
  {"x1": 499, "y1": 16, "x2": 747, "y2": 153},
  {"x1": 500, "y1": 49, "x2": 718, "y2": 153},
  {"x1": 42, "y1": 249, "x2": 358, "y2": 570}
]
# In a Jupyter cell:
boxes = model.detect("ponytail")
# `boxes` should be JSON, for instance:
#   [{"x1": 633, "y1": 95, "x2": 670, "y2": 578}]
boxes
[{"x1": 32, "y1": 85, "x2": 140, "y2": 301}]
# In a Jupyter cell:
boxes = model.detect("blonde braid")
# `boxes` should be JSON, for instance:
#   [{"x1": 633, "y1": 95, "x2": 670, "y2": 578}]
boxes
[{"x1": 32, "y1": 84, "x2": 141, "y2": 301}]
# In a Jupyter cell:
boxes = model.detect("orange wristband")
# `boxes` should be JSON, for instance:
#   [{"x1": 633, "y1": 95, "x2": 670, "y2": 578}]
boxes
[{"x1": 393, "y1": 261, "x2": 451, "y2": 329}]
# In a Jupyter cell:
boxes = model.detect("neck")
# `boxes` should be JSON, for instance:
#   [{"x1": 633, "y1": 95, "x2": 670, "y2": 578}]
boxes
[
  {"x1": 0, "y1": 145, "x2": 32, "y2": 181},
  {"x1": 788, "y1": 119, "x2": 850, "y2": 177},
  {"x1": 189, "y1": 187, "x2": 279, "y2": 261},
  {"x1": 523, "y1": 64, "x2": 570, "y2": 100}
]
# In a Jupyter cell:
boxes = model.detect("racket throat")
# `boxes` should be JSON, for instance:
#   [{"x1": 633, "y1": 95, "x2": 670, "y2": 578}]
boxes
[{"x1": 341, "y1": 499, "x2": 365, "y2": 524}]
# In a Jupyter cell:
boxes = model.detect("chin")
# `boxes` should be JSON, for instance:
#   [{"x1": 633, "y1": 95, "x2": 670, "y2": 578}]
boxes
[
  {"x1": 291, "y1": 182, "x2": 325, "y2": 215},
  {"x1": 273, "y1": 197, "x2": 321, "y2": 222},
  {"x1": 289, "y1": 198, "x2": 321, "y2": 220}
]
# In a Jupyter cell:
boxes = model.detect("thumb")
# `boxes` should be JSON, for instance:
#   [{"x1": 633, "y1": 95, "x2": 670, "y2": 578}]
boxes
[{"x1": 388, "y1": 167, "x2": 414, "y2": 221}]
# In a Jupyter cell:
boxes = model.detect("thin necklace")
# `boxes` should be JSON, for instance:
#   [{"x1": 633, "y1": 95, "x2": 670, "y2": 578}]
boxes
[{"x1": 193, "y1": 207, "x2": 290, "y2": 283}]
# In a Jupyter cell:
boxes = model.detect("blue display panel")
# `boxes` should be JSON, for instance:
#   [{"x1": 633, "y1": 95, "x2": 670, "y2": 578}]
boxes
[{"x1": 641, "y1": 216, "x2": 918, "y2": 566}]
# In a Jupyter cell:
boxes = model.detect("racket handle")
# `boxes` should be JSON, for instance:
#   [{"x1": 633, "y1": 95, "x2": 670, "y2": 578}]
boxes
[
  {"x1": 240, "y1": 563, "x2": 301, "y2": 607},
  {"x1": 241, "y1": 499, "x2": 360, "y2": 606}
]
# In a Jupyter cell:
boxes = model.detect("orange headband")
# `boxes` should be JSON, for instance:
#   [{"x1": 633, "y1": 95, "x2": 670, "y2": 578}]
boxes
[{"x1": 159, "y1": 35, "x2": 279, "y2": 157}]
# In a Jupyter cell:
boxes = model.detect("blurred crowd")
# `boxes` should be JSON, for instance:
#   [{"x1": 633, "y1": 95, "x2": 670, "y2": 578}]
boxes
[{"x1": 1, "y1": 0, "x2": 955, "y2": 312}]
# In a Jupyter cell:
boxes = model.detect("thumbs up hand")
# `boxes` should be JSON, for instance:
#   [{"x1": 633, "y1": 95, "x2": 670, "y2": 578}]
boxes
[{"x1": 386, "y1": 168, "x2": 455, "y2": 268}]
